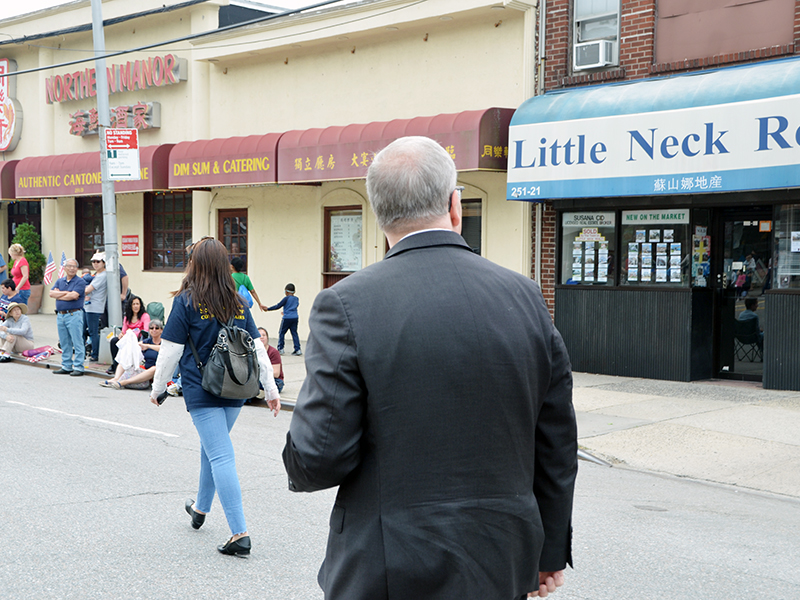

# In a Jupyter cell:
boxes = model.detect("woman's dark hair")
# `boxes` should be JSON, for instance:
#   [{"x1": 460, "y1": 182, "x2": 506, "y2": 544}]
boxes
[
  {"x1": 125, "y1": 295, "x2": 146, "y2": 323},
  {"x1": 173, "y1": 238, "x2": 241, "y2": 322},
  {"x1": 230, "y1": 257, "x2": 245, "y2": 272}
]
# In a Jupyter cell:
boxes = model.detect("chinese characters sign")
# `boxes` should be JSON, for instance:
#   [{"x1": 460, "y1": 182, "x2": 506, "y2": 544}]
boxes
[
  {"x1": 69, "y1": 102, "x2": 161, "y2": 137},
  {"x1": 0, "y1": 58, "x2": 22, "y2": 152}
]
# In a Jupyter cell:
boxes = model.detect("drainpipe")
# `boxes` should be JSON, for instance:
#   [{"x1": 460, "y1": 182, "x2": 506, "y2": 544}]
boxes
[{"x1": 534, "y1": 0, "x2": 546, "y2": 285}]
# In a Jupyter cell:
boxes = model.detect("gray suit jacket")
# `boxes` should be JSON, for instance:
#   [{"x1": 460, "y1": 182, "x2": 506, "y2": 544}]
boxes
[{"x1": 283, "y1": 230, "x2": 577, "y2": 600}]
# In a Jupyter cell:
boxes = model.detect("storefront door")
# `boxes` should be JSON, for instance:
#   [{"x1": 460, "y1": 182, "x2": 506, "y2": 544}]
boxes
[{"x1": 714, "y1": 208, "x2": 773, "y2": 380}]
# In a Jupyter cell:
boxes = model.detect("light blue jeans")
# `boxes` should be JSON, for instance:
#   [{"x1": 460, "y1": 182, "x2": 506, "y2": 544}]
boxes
[
  {"x1": 189, "y1": 406, "x2": 246, "y2": 536},
  {"x1": 57, "y1": 310, "x2": 85, "y2": 372}
]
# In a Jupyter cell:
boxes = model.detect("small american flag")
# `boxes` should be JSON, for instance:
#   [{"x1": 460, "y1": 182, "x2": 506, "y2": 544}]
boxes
[
  {"x1": 43, "y1": 252, "x2": 56, "y2": 285},
  {"x1": 57, "y1": 252, "x2": 67, "y2": 279}
]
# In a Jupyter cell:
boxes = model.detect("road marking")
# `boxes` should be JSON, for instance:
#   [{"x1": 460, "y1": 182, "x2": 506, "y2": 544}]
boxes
[{"x1": 6, "y1": 400, "x2": 179, "y2": 438}]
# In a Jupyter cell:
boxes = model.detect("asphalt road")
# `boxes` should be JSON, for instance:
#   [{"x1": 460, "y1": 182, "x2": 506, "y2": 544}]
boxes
[{"x1": 2, "y1": 362, "x2": 799, "y2": 599}]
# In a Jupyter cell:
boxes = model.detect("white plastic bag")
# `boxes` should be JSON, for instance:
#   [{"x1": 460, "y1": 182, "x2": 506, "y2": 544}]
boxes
[{"x1": 116, "y1": 330, "x2": 144, "y2": 374}]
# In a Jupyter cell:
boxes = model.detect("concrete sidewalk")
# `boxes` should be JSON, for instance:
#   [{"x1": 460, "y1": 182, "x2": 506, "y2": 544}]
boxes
[{"x1": 13, "y1": 313, "x2": 800, "y2": 499}]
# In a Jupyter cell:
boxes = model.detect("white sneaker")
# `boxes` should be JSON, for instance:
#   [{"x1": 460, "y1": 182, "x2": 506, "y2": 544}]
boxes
[{"x1": 167, "y1": 383, "x2": 182, "y2": 397}]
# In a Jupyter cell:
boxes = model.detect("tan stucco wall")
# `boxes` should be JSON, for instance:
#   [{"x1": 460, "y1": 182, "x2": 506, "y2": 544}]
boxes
[{"x1": 3, "y1": 0, "x2": 537, "y2": 335}]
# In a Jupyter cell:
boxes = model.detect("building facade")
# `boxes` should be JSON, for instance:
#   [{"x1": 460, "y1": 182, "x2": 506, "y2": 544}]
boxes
[
  {"x1": 511, "y1": 0, "x2": 800, "y2": 389},
  {"x1": 0, "y1": 0, "x2": 537, "y2": 341}
]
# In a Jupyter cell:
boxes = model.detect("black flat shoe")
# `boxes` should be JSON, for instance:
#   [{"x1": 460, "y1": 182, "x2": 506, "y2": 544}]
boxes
[
  {"x1": 185, "y1": 499, "x2": 205, "y2": 530},
  {"x1": 217, "y1": 536, "x2": 251, "y2": 556},
  {"x1": 53, "y1": 368, "x2": 73, "y2": 375}
]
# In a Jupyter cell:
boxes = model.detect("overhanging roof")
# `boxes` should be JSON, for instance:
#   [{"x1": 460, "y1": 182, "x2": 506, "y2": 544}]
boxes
[
  {"x1": 168, "y1": 133, "x2": 281, "y2": 188},
  {"x1": 15, "y1": 145, "x2": 173, "y2": 198},
  {"x1": 512, "y1": 56, "x2": 800, "y2": 126},
  {"x1": 278, "y1": 108, "x2": 514, "y2": 184}
]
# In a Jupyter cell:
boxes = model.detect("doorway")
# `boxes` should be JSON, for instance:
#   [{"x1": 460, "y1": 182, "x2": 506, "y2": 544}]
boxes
[{"x1": 713, "y1": 208, "x2": 772, "y2": 380}]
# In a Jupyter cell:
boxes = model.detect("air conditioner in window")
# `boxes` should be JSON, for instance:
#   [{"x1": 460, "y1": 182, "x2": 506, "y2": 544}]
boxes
[{"x1": 574, "y1": 40, "x2": 616, "y2": 70}]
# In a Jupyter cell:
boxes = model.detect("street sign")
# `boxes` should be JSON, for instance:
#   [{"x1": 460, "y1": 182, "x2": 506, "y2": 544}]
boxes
[{"x1": 104, "y1": 127, "x2": 140, "y2": 180}]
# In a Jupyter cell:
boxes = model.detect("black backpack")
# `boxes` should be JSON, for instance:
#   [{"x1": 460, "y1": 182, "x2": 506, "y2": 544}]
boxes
[{"x1": 188, "y1": 317, "x2": 260, "y2": 400}]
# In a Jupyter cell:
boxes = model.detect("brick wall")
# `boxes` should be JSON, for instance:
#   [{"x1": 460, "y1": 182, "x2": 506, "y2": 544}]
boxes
[
  {"x1": 532, "y1": 201, "x2": 557, "y2": 318},
  {"x1": 534, "y1": 0, "x2": 800, "y2": 320},
  {"x1": 543, "y1": 0, "x2": 800, "y2": 90}
]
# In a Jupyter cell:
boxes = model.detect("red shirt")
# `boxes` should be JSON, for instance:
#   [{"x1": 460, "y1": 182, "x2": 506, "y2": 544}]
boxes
[{"x1": 11, "y1": 258, "x2": 30, "y2": 290}]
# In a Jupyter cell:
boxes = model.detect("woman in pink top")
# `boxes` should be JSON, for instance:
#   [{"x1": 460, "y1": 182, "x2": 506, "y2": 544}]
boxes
[
  {"x1": 107, "y1": 295, "x2": 150, "y2": 373},
  {"x1": 8, "y1": 244, "x2": 30, "y2": 305}
]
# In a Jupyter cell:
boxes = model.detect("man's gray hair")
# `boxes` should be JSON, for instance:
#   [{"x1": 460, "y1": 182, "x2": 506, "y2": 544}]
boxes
[{"x1": 366, "y1": 136, "x2": 457, "y2": 233}]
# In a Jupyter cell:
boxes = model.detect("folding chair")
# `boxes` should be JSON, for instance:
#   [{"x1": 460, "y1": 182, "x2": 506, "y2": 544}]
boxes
[{"x1": 734, "y1": 319, "x2": 762, "y2": 362}]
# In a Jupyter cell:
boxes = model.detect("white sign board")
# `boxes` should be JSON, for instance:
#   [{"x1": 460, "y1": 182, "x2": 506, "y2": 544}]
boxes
[
  {"x1": 105, "y1": 128, "x2": 140, "y2": 181},
  {"x1": 508, "y1": 93, "x2": 800, "y2": 200}
]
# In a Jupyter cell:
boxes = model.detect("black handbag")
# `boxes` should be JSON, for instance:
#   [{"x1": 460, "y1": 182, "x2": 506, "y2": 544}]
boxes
[{"x1": 188, "y1": 317, "x2": 260, "y2": 400}]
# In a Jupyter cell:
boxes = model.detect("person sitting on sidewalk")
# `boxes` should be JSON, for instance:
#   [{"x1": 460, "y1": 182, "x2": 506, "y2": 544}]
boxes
[
  {"x1": 0, "y1": 302, "x2": 35, "y2": 361},
  {"x1": 0, "y1": 278, "x2": 24, "y2": 321},
  {"x1": 258, "y1": 327, "x2": 284, "y2": 392},
  {"x1": 100, "y1": 319, "x2": 163, "y2": 390},
  {"x1": 107, "y1": 295, "x2": 150, "y2": 375}
]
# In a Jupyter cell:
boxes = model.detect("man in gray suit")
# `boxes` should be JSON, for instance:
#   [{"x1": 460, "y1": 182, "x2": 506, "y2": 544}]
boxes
[{"x1": 283, "y1": 136, "x2": 577, "y2": 600}]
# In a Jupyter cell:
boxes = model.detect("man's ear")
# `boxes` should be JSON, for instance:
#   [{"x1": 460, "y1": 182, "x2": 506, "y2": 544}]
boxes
[{"x1": 449, "y1": 190, "x2": 463, "y2": 234}]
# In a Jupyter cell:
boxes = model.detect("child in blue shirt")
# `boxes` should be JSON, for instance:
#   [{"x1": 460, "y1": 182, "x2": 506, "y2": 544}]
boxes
[{"x1": 266, "y1": 283, "x2": 301, "y2": 355}]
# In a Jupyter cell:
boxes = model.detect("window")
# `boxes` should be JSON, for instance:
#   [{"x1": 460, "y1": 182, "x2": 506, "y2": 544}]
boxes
[
  {"x1": 144, "y1": 191, "x2": 192, "y2": 271},
  {"x1": 774, "y1": 204, "x2": 800, "y2": 290},
  {"x1": 620, "y1": 209, "x2": 690, "y2": 286},
  {"x1": 219, "y1": 209, "x2": 248, "y2": 268},
  {"x1": 573, "y1": 0, "x2": 619, "y2": 69},
  {"x1": 461, "y1": 200, "x2": 482, "y2": 254},
  {"x1": 560, "y1": 212, "x2": 616, "y2": 285},
  {"x1": 76, "y1": 197, "x2": 103, "y2": 267},
  {"x1": 323, "y1": 206, "x2": 362, "y2": 288}
]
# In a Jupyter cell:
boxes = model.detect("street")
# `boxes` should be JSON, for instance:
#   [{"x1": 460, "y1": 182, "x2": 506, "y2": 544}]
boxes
[{"x1": 2, "y1": 362, "x2": 799, "y2": 599}]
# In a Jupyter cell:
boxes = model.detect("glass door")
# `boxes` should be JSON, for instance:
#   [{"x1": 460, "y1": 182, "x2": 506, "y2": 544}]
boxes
[{"x1": 715, "y1": 209, "x2": 772, "y2": 379}]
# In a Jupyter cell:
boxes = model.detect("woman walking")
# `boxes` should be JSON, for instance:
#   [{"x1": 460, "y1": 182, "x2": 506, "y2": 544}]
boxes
[{"x1": 149, "y1": 238, "x2": 280, "y2": 556}]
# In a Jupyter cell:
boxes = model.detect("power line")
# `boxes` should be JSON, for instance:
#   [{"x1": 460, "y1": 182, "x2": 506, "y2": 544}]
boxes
[{"x1": 0, "y1": 0, "x2": 350, "y2": 79}]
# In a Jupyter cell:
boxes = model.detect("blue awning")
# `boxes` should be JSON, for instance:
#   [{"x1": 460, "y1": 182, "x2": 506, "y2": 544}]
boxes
[
  {"x1": 508, "y1": 57, "x2": 800, "y2": 201},
  {"x1": 512, "y1": 56, "x2": 800, "y2": 126}
]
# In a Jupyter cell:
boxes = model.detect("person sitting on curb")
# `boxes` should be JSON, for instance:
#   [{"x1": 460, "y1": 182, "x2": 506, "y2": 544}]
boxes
[
  {"x1": 0, "y1": 278, "x2": 24, "y2": 321},
  {"x1": 0, "y1": 302, "x2": 35, "y2": 361},
  {"x1": 107, "y1": 295, "x2": 150, "y2": 375},
  {"x1": 100, "y1": 319, "x2": 163, "y2": 390},
  {"x1": 258, "y1": 327, "x2": 284, "y2": 392}
]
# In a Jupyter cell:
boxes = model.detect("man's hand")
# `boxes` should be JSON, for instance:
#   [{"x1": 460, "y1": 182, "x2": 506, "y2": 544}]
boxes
[{"x1": 528, "y1": 571, "x2": 564, "y2": 598}]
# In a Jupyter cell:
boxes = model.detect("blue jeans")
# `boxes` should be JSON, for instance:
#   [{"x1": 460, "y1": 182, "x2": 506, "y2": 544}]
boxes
[
  {"x1": 18, "y1": 289, "x2": 31, "y2": 304},
  {"x1": 57, "y1": 310, "x2": 85, "y2": 372},
  {"x1": 85, "y1": 312, "x2": 101, "y2": 360},
  {"x1": 277, "y1": 318, "x2": 300, "y2": 352},
  {"x1": 189, "y1": 406, "x2": 246, "y2": 536}
]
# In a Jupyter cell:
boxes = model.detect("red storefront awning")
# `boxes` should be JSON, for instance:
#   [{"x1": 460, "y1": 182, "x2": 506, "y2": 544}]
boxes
[
  {"x1": 0, "y1": 160, "x2": 19, "y2": 200},
  {"x1": 15, "y1": 145, "x2": 174, "y2": 198},
  {"x1": 168, "y1": 134, "x2": 280, "y2": 189},
  {"x1": 277, "y1": 108, "x2": 514, "y2": 184}
]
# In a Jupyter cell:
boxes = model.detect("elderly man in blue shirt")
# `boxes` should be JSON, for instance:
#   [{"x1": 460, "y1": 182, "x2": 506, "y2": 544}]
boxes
[{"x1": 49, "y1": 258, "x2": 87, "y2": 376}]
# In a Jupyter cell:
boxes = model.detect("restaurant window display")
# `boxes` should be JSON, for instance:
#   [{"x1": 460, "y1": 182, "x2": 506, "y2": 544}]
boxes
[
  {"x1": 620, "y1": 209, "x2": 690, "y2": 286},
  {"x1": 323, "y1": 206, "x2": 362, "y2": 289},
  {"x1": 560, "y1": 212, "x2": 616, "y2": 285},
  {"x1": 774, "y1": 204, "x2": 800, "y2": 290}
]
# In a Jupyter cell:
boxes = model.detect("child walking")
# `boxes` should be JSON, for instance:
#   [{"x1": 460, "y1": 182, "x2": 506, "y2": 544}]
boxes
[{"x1": 267, "y1": 283, "x2": 301, "y2": 355}]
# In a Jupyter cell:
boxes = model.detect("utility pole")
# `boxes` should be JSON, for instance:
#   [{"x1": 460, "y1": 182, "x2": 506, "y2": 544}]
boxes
[{"x1": 90, "y1": 0, "x2": 122, "y2": 328}]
